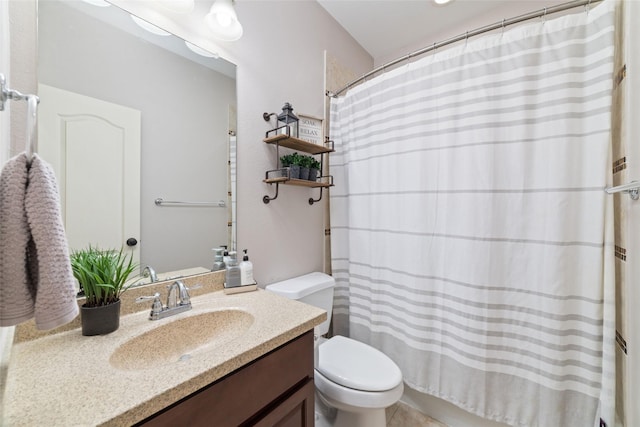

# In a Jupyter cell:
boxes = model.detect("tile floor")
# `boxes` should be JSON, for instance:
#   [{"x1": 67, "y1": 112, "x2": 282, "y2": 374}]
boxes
[{"x1": 386, "y1": 402, "x2": 448, "y2": 427}]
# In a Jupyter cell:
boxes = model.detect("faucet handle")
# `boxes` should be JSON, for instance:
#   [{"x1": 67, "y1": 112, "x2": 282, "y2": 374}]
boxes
[
  {"x1": 136, "y1": 292, "x2": 163, "y2": 319},
  {"x1": 181, "y1": 283, "x2": 203, "y2": 305}
]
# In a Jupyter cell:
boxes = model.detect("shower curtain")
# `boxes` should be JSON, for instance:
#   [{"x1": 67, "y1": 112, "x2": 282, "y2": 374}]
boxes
[{"x1": 330, "y1": 1, "x2": 617, "y2": 426}]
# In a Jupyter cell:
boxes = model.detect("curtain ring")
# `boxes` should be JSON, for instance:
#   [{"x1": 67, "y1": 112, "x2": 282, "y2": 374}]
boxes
[
  {"x1": 542, "y1": 7, "x2": 547, "y2": 23},
  {"x1": 501, "y1": 18, "x2": 506, "y2": 35},
  {"x1": 586, "y1": 0, "x2": 591, "y2": 13},
  {"x1": 432, "y1": 42, "x2": 437, "y2": 59}
]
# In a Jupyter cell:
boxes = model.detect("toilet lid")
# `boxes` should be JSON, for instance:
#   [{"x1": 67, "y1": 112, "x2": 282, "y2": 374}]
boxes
[{"x1": 318, "y1": 336, "x2": 402, "y2": 392}]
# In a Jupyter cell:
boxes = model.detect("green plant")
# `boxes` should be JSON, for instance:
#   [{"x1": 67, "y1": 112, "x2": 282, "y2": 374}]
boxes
[
  {"x1": 280, "y1": 152, "x2": 304, "y2": 167},
  {"x1": 70, "y1": 246, "x2": 138, "y2": 307},
  {"x1": 290, "y1": 152, "x2": 303, "y2": 166},
  {"x1": 299, "y1": 155, "x2": 314, "y2": 168},
  {"x1": 280, "y1": 153, "x2": 294, "y2": 167},
  {"x1": 309, "y1": 158, "x2": 321, "y2": 170}
]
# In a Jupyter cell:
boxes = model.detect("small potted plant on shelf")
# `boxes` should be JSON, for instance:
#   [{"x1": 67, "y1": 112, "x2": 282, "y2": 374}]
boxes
[
  {"x1": 280, "y1": 153, "x2": 301, "y2": 179},
  {"x1": 70, "y1": 246, "x2": 138, "y2": 336},
  {"x1": 308, "y1": 158, "x2": 321, "y2": 182},
  {"x1": 299, "y1": 154, "x2": 313, "y2": 180}
]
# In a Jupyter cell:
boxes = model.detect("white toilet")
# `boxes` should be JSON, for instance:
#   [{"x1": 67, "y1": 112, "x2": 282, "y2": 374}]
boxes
[{"x1": 266, "y1": 272, "x2": 404, "y2": 427}]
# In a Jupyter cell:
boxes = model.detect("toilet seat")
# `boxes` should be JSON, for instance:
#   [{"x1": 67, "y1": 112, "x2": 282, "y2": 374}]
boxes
[
  {"x1": 317, "y1": 335, "x2": 402, "y2": 392},
  {"x1": 314, "y1": 368, "x2": 404, "y2": 410}
]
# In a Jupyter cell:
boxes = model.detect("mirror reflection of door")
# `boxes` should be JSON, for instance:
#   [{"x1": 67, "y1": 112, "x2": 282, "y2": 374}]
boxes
[{"x1": 37, "y1": 84, "x2": 141, "y2": 264}]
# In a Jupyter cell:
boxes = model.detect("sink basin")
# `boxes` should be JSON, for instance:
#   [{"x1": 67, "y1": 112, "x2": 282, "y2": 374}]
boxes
[{"x1": 109, "y1": 310, "x2": 254, "y2": 371}]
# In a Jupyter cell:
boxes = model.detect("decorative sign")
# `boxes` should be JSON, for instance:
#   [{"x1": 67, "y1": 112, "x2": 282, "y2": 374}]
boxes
[{"x1": 298, "y1": 114, "x2": 323, "y2": 145}]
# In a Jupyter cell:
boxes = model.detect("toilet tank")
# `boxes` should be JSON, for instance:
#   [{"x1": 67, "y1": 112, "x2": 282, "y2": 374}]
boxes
[{"x1": 265, "y1": 272, "x2": 335, "y2": 336}]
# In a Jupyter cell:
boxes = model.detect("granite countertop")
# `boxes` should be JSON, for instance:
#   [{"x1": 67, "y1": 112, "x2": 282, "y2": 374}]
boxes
[{"x1": 3, "y1": 288, "x2": 325, "y2": 426}]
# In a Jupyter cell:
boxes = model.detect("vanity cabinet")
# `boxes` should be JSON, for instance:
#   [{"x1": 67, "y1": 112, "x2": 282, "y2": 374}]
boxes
[
  {"x1": 262, "y1": 134, "x2": 334, "y2": 205},
  {"x1": 137, "y1": 330, "x2": 315, "y2": 427}
]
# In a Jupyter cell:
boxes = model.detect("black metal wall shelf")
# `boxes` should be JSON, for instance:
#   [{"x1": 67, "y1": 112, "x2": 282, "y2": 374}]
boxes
[{"x1": 262, "y1": 128, "x2": 334, "y2": 205}]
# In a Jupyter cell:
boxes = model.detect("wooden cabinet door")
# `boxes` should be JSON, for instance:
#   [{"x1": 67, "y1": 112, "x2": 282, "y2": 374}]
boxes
[{"x1": 251, "y1": 379, "x2": 315, "y2": 427}]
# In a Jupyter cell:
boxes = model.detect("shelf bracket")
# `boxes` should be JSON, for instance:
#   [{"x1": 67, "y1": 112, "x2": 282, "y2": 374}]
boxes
[
  {"x1": 263, "y1": 182, "x2": 280, "y2": 204},
  {"x1": 309, "y1": 187, "x2": 324, "y2": 205}
]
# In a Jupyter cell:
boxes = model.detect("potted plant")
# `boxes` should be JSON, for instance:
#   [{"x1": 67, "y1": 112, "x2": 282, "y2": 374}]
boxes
[
  {"x1": 280, "y1": 152, "x2": 301, "y2": 179},
  {"x1": 71, "y1": 246, "x2": 138, "y2": 336},
  {"x1": 299, "y1": 154, "x2": 313, "y2": 180},
  {"x1": 308, "y1": 158, "x2": 321, "y2": 181}
]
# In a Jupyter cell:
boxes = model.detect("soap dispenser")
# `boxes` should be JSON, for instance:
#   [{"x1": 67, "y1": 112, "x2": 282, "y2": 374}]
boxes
[
  {"x1": 240, "y1": 249, "x2": 254, "y2": 286},
  {"x1": 221, "y1": 245, "x2": 231, "y2": 265},
  {"x1": 225, "y1": 251, "x2": 241, "y2": 288},
  {"x1": 211, "y1": 247, "x2": 225, "y2": 272}
]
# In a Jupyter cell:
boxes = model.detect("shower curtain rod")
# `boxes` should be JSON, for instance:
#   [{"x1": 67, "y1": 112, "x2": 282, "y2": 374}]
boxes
[{"x1": 328, "y1": 0, "x2": 601, "y2": 98}]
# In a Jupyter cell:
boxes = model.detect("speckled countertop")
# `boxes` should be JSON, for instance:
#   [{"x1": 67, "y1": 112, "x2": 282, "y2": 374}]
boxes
[{"x1": 3, "y1": 287, "x2": 325, "y2": 426}]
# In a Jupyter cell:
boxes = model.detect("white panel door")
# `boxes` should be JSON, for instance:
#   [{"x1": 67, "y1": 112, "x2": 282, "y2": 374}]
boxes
[{"x1": 37, "y1": 84, "x2": 141, "y2": 264}]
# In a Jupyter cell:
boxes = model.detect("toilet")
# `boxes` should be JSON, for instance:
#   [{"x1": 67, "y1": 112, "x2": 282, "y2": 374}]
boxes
[{"x1": 266, "y1": 272, "x2": 404, "y2": 427}]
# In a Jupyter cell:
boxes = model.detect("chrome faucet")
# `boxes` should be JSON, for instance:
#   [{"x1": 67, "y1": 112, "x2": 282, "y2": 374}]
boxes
[
  {"x1": 166, "y1": 280, "x2": 190, "y2": 308},
  {"x1": 136, "y1": 280, "x2": 201, "y2": 321},
  {"x1": 142, "y1": 265, "x2": 158, "y2": 283}
]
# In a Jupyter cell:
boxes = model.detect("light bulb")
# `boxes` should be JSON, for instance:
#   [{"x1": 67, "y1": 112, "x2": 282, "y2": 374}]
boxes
[{"x1": 216, "y1": 12, "x2": 233, "y2": 28}]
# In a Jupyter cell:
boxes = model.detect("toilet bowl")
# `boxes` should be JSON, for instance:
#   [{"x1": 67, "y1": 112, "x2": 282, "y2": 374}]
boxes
[{"x1": 266, "y1": 273, "x2": 404, "y2": 427}]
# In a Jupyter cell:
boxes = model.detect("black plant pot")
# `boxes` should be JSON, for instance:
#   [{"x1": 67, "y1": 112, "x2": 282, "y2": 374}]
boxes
[
  {"x1": 81, "y1": 299, "x2": 121, "y2": 336},
  {"x1": 308, "y1": 167, "x2": 318, "y2": 181}
]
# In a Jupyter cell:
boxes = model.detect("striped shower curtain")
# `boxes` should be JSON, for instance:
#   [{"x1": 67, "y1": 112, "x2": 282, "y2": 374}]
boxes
[{"x1": 330, "y1": 1, "x2": 617, "y2": 426}]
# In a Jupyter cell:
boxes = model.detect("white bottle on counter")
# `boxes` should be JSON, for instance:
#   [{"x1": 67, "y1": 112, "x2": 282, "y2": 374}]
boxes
[{"x1": 240, "y1": 249, "x2": 254, "y2": 286}]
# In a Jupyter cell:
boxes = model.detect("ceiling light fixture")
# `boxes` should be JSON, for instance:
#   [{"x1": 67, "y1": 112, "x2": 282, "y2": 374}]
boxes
[
  {"x1": 204, "y1": 0, "x2": 243, "y2": 42},
  {"x1": 130, "y1": 15, "x2": 171, "y2": 36},
  {"x1": 433, "y1": 0, "x2": 453, "y2": 5}
]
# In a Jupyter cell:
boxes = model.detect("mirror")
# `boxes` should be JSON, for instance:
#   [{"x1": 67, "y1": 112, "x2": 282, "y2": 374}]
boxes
[{"x1": 37, "y1": 0, "x2": 237, "y2": 282}]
